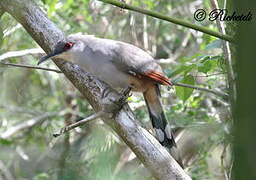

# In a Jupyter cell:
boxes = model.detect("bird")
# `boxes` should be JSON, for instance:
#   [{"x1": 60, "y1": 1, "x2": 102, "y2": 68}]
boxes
[{"x1": 38, "y1": 34, "x2": 176, "y2": 149}]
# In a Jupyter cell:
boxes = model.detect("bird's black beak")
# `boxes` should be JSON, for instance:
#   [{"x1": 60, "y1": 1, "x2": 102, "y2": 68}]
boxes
[
  {"x1": 38, "y1": 40, "x2": 69, "y2": 65},
  {"x1": 38, "y1": 52, "x2": 59, "y2": 65}
]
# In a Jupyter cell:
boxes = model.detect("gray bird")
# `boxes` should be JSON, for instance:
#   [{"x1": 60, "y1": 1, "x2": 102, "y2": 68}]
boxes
[{"x1": 39, "y1": 34, "x2": 176, "y2": 148}]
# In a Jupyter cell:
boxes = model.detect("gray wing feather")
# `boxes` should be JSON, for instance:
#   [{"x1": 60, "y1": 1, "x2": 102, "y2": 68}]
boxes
[
  {"x1": 75, "y1": 35, "x2": 163, "y2": 75},
  {"x1": 113, "y1": 41, "x2": 163, "y2": 75}
]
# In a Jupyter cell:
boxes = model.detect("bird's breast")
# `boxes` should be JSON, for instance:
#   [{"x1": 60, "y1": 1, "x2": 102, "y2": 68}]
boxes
[
  {"x1": 94, "y1": 63, "x2": 131, "y2": 89},
  {"x1": 72, "y1": 53, "x2": 130, "y2": 89}
]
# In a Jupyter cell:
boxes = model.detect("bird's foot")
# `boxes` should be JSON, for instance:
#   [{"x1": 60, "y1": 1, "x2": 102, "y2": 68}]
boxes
[
  {"x1": 100, "y1": 86, "x2": 131, "y2": 115},
  {"x1": 118, "y1": 86, "x2": 132, "y2": 106}
]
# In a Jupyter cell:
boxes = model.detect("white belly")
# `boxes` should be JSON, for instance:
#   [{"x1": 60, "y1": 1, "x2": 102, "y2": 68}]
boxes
[
  {"x1": 92, "y1": 63, "x2": 130, "y2": 89},
  {"x1": 76, "y1": 58, "x2": 130, "y2": 89}
]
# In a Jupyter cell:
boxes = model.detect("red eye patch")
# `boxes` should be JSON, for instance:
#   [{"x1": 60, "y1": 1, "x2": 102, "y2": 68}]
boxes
[{"x1": 64, "y1": 42, "x2": 74, "y2": 49}]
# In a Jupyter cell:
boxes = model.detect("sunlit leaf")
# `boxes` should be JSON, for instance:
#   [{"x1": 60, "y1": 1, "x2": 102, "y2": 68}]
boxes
[
  {"x1": 47, "y1": 0, "x2": 58, "y2": 17},
  {"x1": 169, "y1": 64, "x2": 196, "y2": 77},
  {"x1": 33, "y1": 173, "x2": 50, "y2": 180},
  {"x1": 175, "y1": 75, "x2": 195, "y2": 102},
  {"x1": 197, "y1": 56, "x2": 219, "y2": 73}
]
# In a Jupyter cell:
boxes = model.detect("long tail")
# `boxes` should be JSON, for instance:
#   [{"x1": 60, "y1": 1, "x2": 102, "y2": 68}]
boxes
[{"x1": 143, "y1": 85, "x2": 176, "y2": 149}]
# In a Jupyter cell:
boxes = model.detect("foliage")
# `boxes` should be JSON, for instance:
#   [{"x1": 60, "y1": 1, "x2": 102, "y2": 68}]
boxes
[{"x1": 0, "y1": 0, "x2": 232, "y2": 179}]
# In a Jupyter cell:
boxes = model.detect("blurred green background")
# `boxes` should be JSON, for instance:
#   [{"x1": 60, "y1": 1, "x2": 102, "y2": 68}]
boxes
[{"x1": 0, "y1": 0, "x2": 233, "y2": 179}]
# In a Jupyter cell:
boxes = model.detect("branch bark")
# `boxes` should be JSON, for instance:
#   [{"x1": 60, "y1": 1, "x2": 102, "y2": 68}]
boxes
[{"x1": 0, "y1": 0, "x2": 191, "y2": 179}]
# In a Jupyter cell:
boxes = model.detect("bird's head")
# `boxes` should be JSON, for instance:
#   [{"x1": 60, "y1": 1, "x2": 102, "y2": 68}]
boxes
[{"x1": 38, "y1": 36, "x2": 78, "y2": 65}]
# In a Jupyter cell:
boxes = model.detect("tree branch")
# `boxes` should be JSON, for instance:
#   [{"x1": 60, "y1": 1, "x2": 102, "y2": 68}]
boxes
[
  {"x1": 0, "y1": 48, "x2": 43, "y2": 61},
  {"x1": 0, "y1": 160, "x2": 13, "y2": 180},
  {"x1": 53, "y1": 111, "x2": 104, "y2": 137},
  {"x1": 0, "y1": 112, "x2": 58, "y2": 139},
  {"x1": 1, "y1": 61, "x2": 225, "y2": 99},
  {"x1": 210, "y1": 0, "x2": 235, "y2": 104},
  {"x1": 0, "y1": 62, "x2": 62, "y2": 73},
  {"x1": 3, "y1": 24, "x2": 22, "y2": 37},
  {"x1": 173, "y1": 82, "x2": 228, "y2": 98},
  {"x1": 158, "y1": 32, "x2": 191, "y2": 64},
  {"x1": 98, "y1": 0, "x2": 235, "y2": 42},
  {"x1": 0, "y1": 0, "x2": 191, "y2": 179}
]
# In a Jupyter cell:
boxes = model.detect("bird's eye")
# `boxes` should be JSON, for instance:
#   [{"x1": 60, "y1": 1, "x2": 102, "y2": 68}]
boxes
[{"x1": 64, "y1": 42, "x2": 74, "y2": 49}]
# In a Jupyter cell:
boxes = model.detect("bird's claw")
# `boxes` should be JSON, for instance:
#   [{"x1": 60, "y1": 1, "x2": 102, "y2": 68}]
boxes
[{"x1": 118, "y1": 86, "x2": 132, "y2": 106}]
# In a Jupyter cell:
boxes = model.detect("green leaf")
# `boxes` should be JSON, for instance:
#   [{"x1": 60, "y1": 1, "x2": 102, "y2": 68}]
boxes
[
  {"x1": 63, "y1": 0, "x2": 74, "y2": 10},
  {"x1": 47, "y1": 0, "x2": 58, "y2": 17},
  {"x1": 0, "y1": 138, "x2": 12, "y2": 145},
  {"x1": 33, "y1": 173, "x2": 50, "y2": 180},
  {"x1": 169, "y1": 64, "x2": 196, "y2": 77},
  {"x1": 175, "y1": 75, "x2": 195, "y2": 102},
  {"x1": 197, "y1": 56, "x2": 219, "y2": 73},
  {"x1": 145, "y1": 0, "x2": 155, "y2": 9}
]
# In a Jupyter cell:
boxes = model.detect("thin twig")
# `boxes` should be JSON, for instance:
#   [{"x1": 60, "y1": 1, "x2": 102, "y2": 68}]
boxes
[
  {"x1": 0, "y1": 104, "x2": 39, "y2": 115},
  {"x1": 101, "y1": 12, "x2": 116, "y2": 38},
  {"x1": 1, "y1": 112, "x2": 58, "y2": 139},
  {"x1": 221, "y1": 144, "x2": 229, "y2": 180},
  {"x1": 173, "y1": 82, "x2": 228, "y2": 98},
  {"x1": 3, "y1": 24, "x2": 22, "y2": 37},
  {"x1": 98, "y1": 0, "x2": 235, "y2": 42},
  {"x1": 0, "y1": 62, "x2": 62, "y2": 73},
  {"x1": 53, "y1": 111, "x2": 104, "y2": 137},
  {"x1": 143, "y1": 15, "x2": 149, "y2": 50},
  {"x1": 0, "y1": 61, "x2": 227, "y2": 98},
  {"x1": 0, "y1": 160, "x2": 13, "y2": 180},
  {"x1": 159, "y1": 32, "x2": 191, "y2": 64},
  {"x1": 210, "y1": 0, "x2": 235, "y2": 103},
  {"x1": 0, "y1": 48, "x2": 43, "y2": 61}
]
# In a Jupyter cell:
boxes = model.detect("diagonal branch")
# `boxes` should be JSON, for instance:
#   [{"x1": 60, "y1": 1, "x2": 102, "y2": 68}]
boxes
[
  {"x1": 0, "y1": 48, "x2": 43, "y2": 61},
  {"x1": 0, "y1": 62, "x2": 62, "y2": 73},
  {"x1": 0, "y1": 112, "x2": 58, "y2": 139},
  {"x1": 0, "y1": 1, "x2": 191, "y2": 179},
  {"x1": 0, "y1": 160, "x2": 13, "y2": 180},
  {"x1": 98, "y1": 0, "x2": 235, "y2": 42},
  {"x1": 173, "y1": 82, "x2": 228, "y2": 98},
  {"x1": 1, "y1": 61, "x2": 225, "y2": 98},
  {"x1": 53, "y1": 111, "x2": 104, "y2": 137}
]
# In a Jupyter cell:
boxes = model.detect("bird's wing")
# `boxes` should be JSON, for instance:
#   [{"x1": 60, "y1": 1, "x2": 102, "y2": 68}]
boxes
[
  {"x1": 142, "y1": 71, "x2": 172, "y2": 85},
  {"x1": 115, "y1": 41, "x2": 171, "y2": 85},
  {"x1": 83, "y1": 36, "x2": 171, "y2": 85}
]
